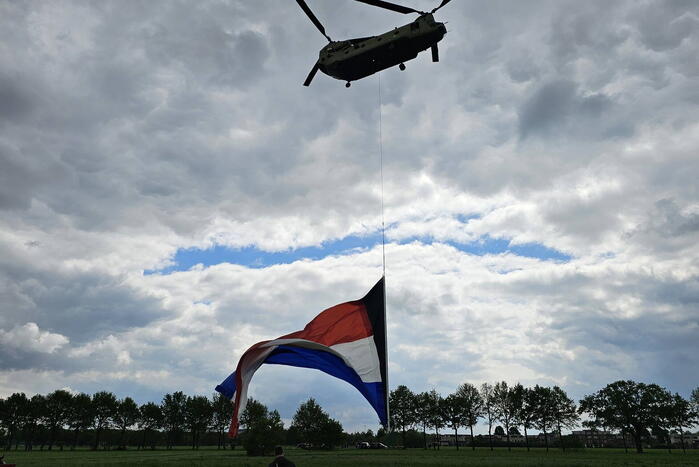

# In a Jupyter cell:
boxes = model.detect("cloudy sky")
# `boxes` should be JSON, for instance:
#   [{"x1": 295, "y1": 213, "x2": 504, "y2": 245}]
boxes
[{"x1": 1, "y1": 0, "x2": 698, "y2": 431}]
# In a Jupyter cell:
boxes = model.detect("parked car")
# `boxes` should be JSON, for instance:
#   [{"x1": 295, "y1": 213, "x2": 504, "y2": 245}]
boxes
[
  {"x1": 370, "y1": 442, "x2": 388, "y2": 449},
  {"x1": 356, "y1": 441, "x2": 370, "y2": 449}
]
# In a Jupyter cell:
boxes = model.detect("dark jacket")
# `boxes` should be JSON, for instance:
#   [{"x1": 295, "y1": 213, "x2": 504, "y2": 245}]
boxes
[{"x1": 269, "y1": 455, "x2": 295, "y2": 467}]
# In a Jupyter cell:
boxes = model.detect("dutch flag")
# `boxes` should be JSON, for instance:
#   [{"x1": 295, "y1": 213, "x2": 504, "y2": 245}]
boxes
[{"x1": 216, "y1": 277, "x2": 388, "y2": 437}]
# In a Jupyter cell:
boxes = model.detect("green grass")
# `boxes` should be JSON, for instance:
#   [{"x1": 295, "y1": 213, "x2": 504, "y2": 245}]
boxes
[{"x1": 3, "y1": 446, "x2": 699, "y2": 466}]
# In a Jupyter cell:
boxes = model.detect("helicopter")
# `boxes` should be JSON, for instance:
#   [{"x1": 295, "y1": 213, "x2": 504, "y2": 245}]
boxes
[{"x1": 297, "y1": 0, "x2": 451, "y2": 87}]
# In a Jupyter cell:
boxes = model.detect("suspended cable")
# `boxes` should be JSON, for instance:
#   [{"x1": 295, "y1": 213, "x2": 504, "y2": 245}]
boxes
[
  {"x1": 378, "y1": 72, "x2": 390, "y2": 432},
  {"x1": 378, "y1": 73, "x2": 386, "y2": 277}
]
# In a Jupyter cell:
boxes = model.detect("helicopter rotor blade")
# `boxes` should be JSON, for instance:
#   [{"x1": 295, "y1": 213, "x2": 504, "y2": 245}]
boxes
[
  {"x1": 296, "y1": 0, "x2": 332, "y2": 42},
  {"x1": 431, "y1": 0, "x2": 452, "y2": 13},
  {"x1": 303, "y1": 61, "x2": 320, "y2": 87},
  {"x1": 354, "y1": 0, "x2": 423, "y2": 15},
  {"x1": 431, "y1": 44, "x2": 439, "y2": 62}
]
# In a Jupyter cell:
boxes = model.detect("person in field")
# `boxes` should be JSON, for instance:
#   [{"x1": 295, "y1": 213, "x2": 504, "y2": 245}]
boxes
[{"x1": 269, "y1": 446, "x2": 296, "y2": 467}]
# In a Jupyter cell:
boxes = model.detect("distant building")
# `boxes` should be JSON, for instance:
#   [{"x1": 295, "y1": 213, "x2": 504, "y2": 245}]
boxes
[
  {"x1": 438, "y1": 434, "x2": 466, "y2": 446},
  {"x1": 439, "y1": 433, "x2": 528, "y2": 446},
  {"x1": 670, "y1": 432, "x2": 699, "y2": 448},
  {"x1": 571, "y1": 430, "x2": 632, "y2": 448}
]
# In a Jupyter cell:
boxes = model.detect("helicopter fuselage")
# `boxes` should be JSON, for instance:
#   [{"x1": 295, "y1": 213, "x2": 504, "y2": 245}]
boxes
[{"x1": 317, "y1": 14, "x2": 446, "y2": 84}]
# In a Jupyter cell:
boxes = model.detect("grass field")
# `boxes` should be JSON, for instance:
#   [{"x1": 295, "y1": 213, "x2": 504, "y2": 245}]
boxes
[{"x1": 3, "y1": 446, "x2": 699, "y2": 466}]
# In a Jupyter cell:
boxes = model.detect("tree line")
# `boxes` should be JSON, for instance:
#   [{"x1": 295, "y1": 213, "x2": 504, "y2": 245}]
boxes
[
  {"x1": 1, "y1": 381, "x2": 697, "y2": 454},
  {"x1": 239, "y1": 397, "x2": 345, "y2": 455},
  {"x1": 0, "y1": 390, "x2": 233, "y2": 451},
  {"x1": 0, "y1": 389, "x2": 344, "y2": 457},
  {"x1": 389, "y1": 381, "x2": 699, "y2": 453}
]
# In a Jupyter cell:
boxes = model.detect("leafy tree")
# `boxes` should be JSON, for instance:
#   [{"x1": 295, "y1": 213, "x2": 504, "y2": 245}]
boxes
[
  {"x1": 494, "y1": 425, "x2": 505, "y2": 436},
  {"x1": 44, "y1": 390, "x2": 73, "y2": 450},
  {"x1": 517, "y1": 387, "x2": 538, "y2": 452},
  {"x1": 212, "y1": 392, "x2": 233, "y2": 449},
  {"x1": 66, "y1": 393, "x2": 93, "y2": 449},
  {"x1": 137, "y1": 402, "x2": 163, "y2": 450},
  {"x1": 455, "y1": 383, "x2": 483, "y2": 451},
  {"x1": 240, "y1": 398, "x2": 284, "y2": 456},
  {"x1": 426, "y1": 390, "x2": 444, "y2": 450},
  {"x1": 23, "y1": 394, "x2": 46, "y2": 451},
  {"x1": 579, "y1": 380, "x2": 673, "y2": 453},
  {"x1": 414, "y1": 392, "x2": 431, "y2": 449},
  {"x1": 0, "y1": 398, "x2": 4, "y2": 444},
  {"x1": 1, "y1": 393, "x2": 28, "y2": 450},
  {"x1": 185, "y1": 395, "x2": 213, "y2": 449},
  {"x1": 318, "y1": 415, "x2": 344, "y2": 448},
  {"x1": 114, "y1": 397, "x2": 139, "y2": 449},
  {"x1": 92, "y1": 391, "x2": 117, "y2": 449},
  {"x1": 389, "y1": 385, "x2": 417, "y2": 448},
  {"x1": 550, "y1": 386, "x2": 579, "y2": 451},
  {"x1": 480, "y1": 382, "x2": 497, "y2": 451},
  {"x1": 531, "y1": 385, "x2": 555, "y2": 452},
  {"x1": 442, "y1": 394, "x2": 467, "y2": 450},
  {"x1": 161, "y1": 391, "x2": 187, "y2": 449},
  {"x1": 290, "y1": 398, "x2": 343, "y2": 449},
  {"x1": 664, "y1": 393, "x2": 697, "y2": 454},
  {"x1": 691, "y1": 387, "x2": 699, "y2": 411},
  {"x1": 493, "y1": 381, "x2": 523, "y2": 451}
]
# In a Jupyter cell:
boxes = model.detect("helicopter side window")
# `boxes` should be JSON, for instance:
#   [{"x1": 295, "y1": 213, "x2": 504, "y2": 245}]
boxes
[{"x1": 410, "y1": 22, "x2": 420, "y2": 31}]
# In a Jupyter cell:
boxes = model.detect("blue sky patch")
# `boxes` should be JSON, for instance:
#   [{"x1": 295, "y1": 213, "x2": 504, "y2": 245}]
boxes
[
  {"x1": 146, "y1": 232, "x2": 571, "y2": 275},
  {"x1": 146, "y1": 233, "x2": 384, "y2": 274}
]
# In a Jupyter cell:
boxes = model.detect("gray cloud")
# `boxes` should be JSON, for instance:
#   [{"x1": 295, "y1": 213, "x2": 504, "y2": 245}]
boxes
[
  {"x1": 1, "y1": 0, "x2": 698, "y2": 430},
  {"x1": 518, "y1": 80, "x2": 616, "y2": 139}
]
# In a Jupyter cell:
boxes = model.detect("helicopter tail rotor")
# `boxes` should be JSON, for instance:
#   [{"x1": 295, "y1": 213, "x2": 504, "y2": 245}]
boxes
[{"x1": 303, "y1": 61, "x2": 320, "y2": 87}]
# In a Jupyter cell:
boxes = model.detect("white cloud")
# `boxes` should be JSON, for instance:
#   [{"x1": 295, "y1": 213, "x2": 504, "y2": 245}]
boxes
[
  {"x1": 1, "y1": 0, "x2": 698, "y2": 431},
  {"x1": 0, "y1": 323, "x2": 69, "y2": 354}
]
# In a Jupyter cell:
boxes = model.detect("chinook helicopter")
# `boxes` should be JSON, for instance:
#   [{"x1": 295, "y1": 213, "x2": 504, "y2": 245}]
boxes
[{"x1": 297, "y1": 0, "x2": 451, "y2": 87}]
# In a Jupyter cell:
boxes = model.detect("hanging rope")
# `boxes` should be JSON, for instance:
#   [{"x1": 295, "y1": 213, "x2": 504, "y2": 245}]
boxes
[
  {"x1": 377, "y1": 71, "x2": 390, "y2": 432},
  {"x1": 378, "y1": 73, "x2": 386, "y2": 277}
]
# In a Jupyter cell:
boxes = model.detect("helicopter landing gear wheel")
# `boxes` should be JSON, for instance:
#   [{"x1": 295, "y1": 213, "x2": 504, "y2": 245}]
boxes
[
  {"x1": 345, "y1": 82, "x2": 351, "y2": 88},
  {"x1": 399, "y1": 63, "x2": 406, "y2": 71}
]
